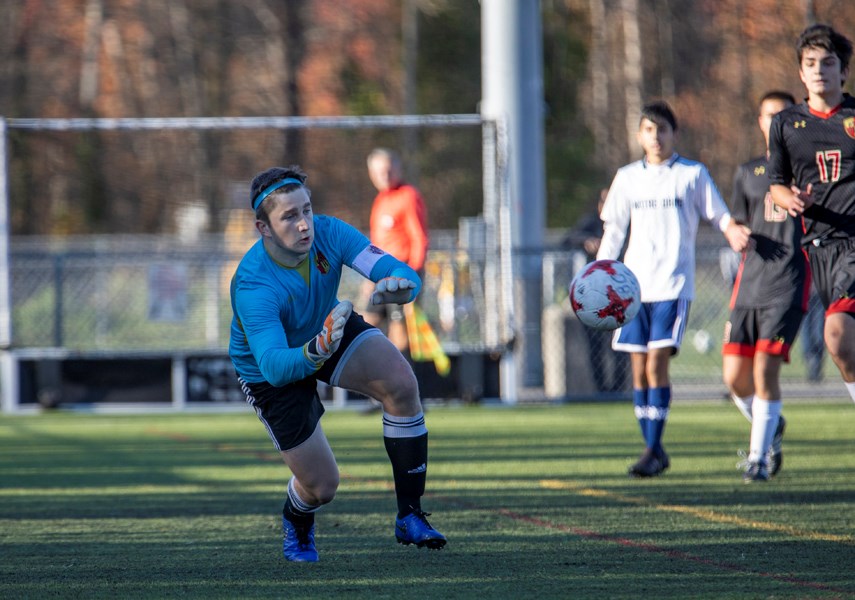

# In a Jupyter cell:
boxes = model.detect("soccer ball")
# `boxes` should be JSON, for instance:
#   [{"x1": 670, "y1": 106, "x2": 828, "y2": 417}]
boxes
[
  {"x1": 692, "y1": 329, "x2": 714, "y2": 354},
  {"x1": 569, "y1": 259, "x2": 641, "y2": 330}
]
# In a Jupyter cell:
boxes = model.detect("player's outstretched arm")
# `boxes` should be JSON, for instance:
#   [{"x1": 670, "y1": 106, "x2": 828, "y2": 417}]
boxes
[
  {"x1": 356, "y1": 250, "x2": 422, "y2": 304},
  {"x1": 304, "y1": 301, "x2": 353, "y2": 369},
  {"x1": 370, "y1": 276, "x2": 418, "y2": 305}
]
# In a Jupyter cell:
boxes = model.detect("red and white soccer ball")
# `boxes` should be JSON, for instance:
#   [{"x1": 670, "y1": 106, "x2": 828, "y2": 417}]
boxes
[{"x1": 569, "y1": 259, "x2": 641, "y2": 331}]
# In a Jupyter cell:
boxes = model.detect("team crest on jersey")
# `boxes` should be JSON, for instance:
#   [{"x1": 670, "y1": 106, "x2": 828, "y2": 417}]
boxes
[
  {"x1": 844, "y1": 117, "x2": 855, "y2": 139},
  {"x1": 315, "y1": 250, "x2": 330, "y2": 274}
]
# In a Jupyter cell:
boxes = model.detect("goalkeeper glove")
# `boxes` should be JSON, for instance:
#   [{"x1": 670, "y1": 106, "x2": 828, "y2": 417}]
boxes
[
  {"x1": 370, "y1": 277, "x2": 417, "y2": 305},
  {"x1": 304, "y1": 301, "x2": 353, "y2": 369}
]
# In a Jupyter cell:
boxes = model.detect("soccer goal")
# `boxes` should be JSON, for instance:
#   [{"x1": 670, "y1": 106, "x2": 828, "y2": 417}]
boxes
[{"x1": 0, "y1": 114, "x2": 514, "y2": 411}]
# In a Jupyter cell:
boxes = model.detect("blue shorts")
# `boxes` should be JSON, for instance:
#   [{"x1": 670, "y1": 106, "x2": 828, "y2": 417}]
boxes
[{"x1": 612, "y1": 299, "x2": 690, "y2": 354}]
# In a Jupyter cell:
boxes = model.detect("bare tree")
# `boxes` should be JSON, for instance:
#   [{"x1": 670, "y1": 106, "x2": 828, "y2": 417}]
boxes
[
  {"x1": 805, "y1": 0, "x2": 816, "y2": 24},
  {"x1": 77, "y1": 0, "x2": 108, "y2": 230},
  {"x1": 621, "y1": 0, "x2": 642, "y2": 159},
  {"x1": 587, "y1": 0, "x2": 610, "y2": 167},
  {"x1": 282, "y1": 1, "x2": 306, "y2": 161},
  {"x1": 79, "y1": 0, "x2": 102, "y2": 110},
  {"x1": 168, "y1": 0, "x2": 217, "y2": 233},
  {"x1": 656, "y1": 0, "x2": 674, "y2": 99},
  {"x1": 401, "y1": 0, "x2": 419, "y2": 165}
]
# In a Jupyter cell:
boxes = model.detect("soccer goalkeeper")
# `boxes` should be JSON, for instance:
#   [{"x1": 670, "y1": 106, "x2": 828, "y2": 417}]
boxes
[{"x1": 229, "y1": 165, "x2": 446, "y2": 562}]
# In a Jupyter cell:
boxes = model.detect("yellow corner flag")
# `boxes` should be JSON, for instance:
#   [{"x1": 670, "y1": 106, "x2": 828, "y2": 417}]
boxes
[{"x1": 404, "y1": 304, "x2": 451, "y2": 377}]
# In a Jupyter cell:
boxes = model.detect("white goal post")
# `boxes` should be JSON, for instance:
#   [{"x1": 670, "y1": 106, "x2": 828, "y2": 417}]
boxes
[{"x1": 0, "y1": 113, "x2": 513, "y2": 412}]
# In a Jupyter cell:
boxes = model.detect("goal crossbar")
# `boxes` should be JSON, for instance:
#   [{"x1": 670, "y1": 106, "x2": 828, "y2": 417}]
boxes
[{"x1": 6, "y1": 114, "x2": 484, "y2": 132}]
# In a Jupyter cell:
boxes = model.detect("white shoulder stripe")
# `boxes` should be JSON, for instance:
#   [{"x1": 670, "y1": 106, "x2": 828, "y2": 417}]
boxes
[{"x1": 351, "y1": 244, "x2": 387, "y2": 278}]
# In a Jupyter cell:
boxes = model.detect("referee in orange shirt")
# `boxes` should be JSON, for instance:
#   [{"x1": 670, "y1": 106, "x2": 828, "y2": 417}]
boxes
[{"x1": 362, "y1": 148, "x2": 429, "y2": 355}]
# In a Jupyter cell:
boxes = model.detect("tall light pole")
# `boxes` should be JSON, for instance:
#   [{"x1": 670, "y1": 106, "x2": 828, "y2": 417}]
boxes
[{"x1": 481, "y1": 0, "x2": 546, "y2": 398}]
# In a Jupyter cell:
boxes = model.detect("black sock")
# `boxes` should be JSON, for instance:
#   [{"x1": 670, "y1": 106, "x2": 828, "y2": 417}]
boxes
[
  {"x1": 384, "y1": 432, "x2": 428, "y2": 517},
  {"x1": 283, "y1": 496, "x2": 315, "y2": 528}
]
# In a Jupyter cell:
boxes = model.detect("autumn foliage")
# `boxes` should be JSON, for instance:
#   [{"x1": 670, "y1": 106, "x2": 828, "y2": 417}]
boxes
[{"x1": 2, "y1": 0, "x2": 855, "y2": 235}]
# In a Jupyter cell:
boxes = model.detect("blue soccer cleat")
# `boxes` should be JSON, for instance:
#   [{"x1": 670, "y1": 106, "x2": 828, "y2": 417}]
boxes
[
  {"x1": 282, "y1": 516, "x2": 319, "y2": 562},
  {"x1": 395, "y1": 510, "x2": 447, "y2": 549}
]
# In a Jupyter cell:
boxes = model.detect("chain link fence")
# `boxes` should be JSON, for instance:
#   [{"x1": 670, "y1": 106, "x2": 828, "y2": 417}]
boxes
[
  {"x1": 544, "y1": 226, "x2": 835, "y2": 401},
  {"x1": 2, "y1": 116, "x2": 840, "y2": 406},
  {"x1": 9, "y1": 225, "x2": 836, "y2": 404},
  {"x1": 9, "y1": 229, "x2": 491, "y2": 353}
]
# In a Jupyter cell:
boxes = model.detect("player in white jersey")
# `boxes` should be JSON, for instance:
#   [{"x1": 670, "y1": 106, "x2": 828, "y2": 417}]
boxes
[{"x1": 597, "y1": 101, "x2": 751, "y2": 477}]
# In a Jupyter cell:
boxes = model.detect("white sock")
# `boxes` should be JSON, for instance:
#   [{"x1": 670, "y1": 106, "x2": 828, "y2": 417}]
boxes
[
  {"x1": 749, "y1": 398, "x2": 781, "y2": 463},
  {"x1": 731, "y1": 393, "x2": 754, "y2": 422},
  {"x1": 845, "y1": 381, "x2": 855, "y2": 404},
  {"x1": 382, "y1": 411, "x2": 427, "y2": 438},
  {"x1": 288, "y1": 476, "x2": 321, "y2": 513}
]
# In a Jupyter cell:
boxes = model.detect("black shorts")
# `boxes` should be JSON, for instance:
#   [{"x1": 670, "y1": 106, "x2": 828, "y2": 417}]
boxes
[
  {"x1": 239, "y1": 312, "x2": 381, "y2": 451},
  {"x1": 808, "y1": 237, "x2": 855, "y2": 315},
  {"x1": 722, "y1": 305, "x2": 804, "y2": 361}
]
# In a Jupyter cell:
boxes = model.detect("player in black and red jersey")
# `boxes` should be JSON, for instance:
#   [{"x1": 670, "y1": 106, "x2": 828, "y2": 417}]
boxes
[
  {"x1": 723, "y1": 91, "x2": 808, "y2": 483},
  {"x1": 768, "y1": 24, "x2": 855, "y2": 408}
]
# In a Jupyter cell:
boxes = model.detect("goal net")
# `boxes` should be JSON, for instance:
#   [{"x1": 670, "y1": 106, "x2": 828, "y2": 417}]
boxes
[{"x1": 2, "y1": 115, "x2": 509, "y2": 357}]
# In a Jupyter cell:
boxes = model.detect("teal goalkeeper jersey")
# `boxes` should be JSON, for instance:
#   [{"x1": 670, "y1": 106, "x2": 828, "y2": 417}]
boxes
[{"x1": 229, "y1": 214, "x2": 420, "y2": 387}]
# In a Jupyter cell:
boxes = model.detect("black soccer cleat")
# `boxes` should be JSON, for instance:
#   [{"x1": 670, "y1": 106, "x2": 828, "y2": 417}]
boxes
[
  {"x1": 628, "y1": 448, "x2": 665, "y2": 478},
  {"x1": 742, "y1": 460, "x2": 770, "y2": 483},
  {"x1": 654, "y1": 446, "x2": 670, "y2": 472}
]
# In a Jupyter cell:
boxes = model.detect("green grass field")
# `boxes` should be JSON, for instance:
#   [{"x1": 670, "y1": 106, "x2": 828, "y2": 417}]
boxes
[{"x1": 2, "y1": 401, "x2": 854, "y2": 599}]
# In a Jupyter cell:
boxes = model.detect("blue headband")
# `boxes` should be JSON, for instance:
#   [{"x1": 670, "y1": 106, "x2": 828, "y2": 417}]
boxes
[{"x1": 251, "y1": 178, "x2": 303, "y2": 210}]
